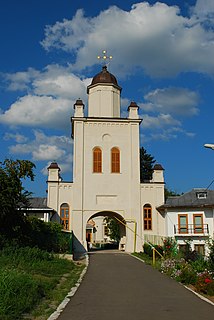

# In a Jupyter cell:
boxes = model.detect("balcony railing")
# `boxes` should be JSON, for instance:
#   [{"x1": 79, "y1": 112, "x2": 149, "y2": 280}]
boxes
[{"x1": 174, "y1": 224, "x2": 209, "y2": 235}]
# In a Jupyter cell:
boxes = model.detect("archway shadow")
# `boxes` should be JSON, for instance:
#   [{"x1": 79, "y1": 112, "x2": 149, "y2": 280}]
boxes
[{"x1": 72, "y1": 233, "x2": 87, "y2": 261}]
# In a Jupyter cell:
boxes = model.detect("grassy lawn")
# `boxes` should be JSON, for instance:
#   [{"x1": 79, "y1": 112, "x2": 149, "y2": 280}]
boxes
[
  {"x1": 132, "y1": 251, "x2": 162, "y2": 270},
  {"x1": 0, "y1": 247, "x2": 85, "y2": 320}
]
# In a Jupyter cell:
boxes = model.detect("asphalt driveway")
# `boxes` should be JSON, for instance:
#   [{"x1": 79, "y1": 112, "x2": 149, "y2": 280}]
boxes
[{"x1": 57, "y1": 250, "x2": 213, "y2": 320}]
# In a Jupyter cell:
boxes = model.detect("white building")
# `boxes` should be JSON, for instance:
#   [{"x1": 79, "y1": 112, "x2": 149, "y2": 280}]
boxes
[
  {"x1": 47, "y1": 65, "x2": 165, "y2": 255},
  {"x1": 158, "y1": 189, "x2": 214, "y2": 256}
]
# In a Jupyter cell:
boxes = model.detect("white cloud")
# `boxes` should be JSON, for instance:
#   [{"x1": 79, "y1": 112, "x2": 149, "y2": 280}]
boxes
[
  {"x1": 142, "y1": 113, "x2": 181, "y2": 129},
  {"x1": 9, "y1": 143, "x2": 33, "y2": 154},
  {"x1": 4, "y1": 68, "x2": 40, "y2": 91},
  {"x1": 41, "y1": 2, "x2": 214, "y2": 77},
  {"x1": 4, "y1": 132, "x2": 28, "y2": 143},
  {"x1": 140, "y1": 87, "x2": 199, "y2": 116},
  {"x1": 32, "y1": 144, "x2": 65, "y2": 161},
  {"x1": 0, "y1": 64, "x2": 90, "y2": 129},
  {"x1": 32, "y1": 64, "x2": 88, "y2": 99},
  {"x1": 194, "y1": 0, "x2": 214, "y2": 19},
  {"x1": 0, "y1": 95, "x2": 73, "y2": 129},
  {"x1": 141, "y1": 127, "x2": 195, "y2": 142},
  {"x1": 8, "y1": 129, "x2": 73, "y2": 175}
]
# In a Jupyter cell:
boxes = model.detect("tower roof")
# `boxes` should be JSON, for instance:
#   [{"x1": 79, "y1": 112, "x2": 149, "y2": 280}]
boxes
[
  {"x1": 47, "y1": 162, "x2": 60, "y2": 170},
  {"x1": 153, "y1": 164, "x2": 164, "y2": 171},
  {"x1": 87, "y1": 66, "x2": 121, "y2": 93}
]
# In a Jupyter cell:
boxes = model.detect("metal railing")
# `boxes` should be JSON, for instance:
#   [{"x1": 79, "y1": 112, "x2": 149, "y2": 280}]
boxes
[{"x1": 174, "y1": 224, "x2": 209, "y2": 235}]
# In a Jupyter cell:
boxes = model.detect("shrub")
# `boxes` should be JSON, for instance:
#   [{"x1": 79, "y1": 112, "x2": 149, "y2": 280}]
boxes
[
  {"x1": 163, "y1": 237, "x2": 177, "y2": 258},
  {"x1": 195, "y1": 270, "x2": 214, "y2": 296},
  {"x1": 190, "y1": 257, "x2": 208, "y2": 273},
  {"x1": 143, "y1": 243, "x2": 153, "y2": 257},
  {"x1": 208, "y1": 240, "x2": 214, "y2": 272},
  {"x1": 161, "y1": 258, "x2": 177, "y2": 276},
  {"x1": 24, "y1": 218, "x2": 72, "y2": 253},
  {"x1": 175, "y1": 263, "x2": 197, "y2": 284},
  {"x1": 161, "y1": 257, "x2": 197, "y2": 284}
]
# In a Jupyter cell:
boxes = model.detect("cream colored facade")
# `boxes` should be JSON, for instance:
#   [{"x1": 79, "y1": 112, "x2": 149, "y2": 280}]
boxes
[{"x1": 47, "y1": 66, "x2": 165, "y2": 254}]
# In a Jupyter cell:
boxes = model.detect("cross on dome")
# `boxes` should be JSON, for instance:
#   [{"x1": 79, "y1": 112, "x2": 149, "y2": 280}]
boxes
[{"x1": 97, "y1": 50, "x2": 112, "y2": 67}]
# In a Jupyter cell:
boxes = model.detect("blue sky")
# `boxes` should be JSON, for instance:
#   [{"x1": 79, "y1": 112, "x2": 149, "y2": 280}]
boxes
[{"x1": 0, "y1": 0, "x2": 214, "y2": 196}]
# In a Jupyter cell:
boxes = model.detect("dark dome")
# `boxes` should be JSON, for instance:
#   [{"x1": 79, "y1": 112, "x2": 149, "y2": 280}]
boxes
[
  {"x1": 48, "y1": 162, "x2": 60, "y2": 170},
  {"x1": 87, "y1": 66, "x2": 121, "y2": 92},
  {"x1": 153, "y1": 164, "x2": 164, "y2": 171}
]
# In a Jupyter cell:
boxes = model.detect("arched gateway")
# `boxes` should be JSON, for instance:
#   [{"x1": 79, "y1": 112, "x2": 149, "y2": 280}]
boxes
[
  {"x1": 86, "y1": 211, "x2": 126, "y2": 251},
  {"x1": 47, "y1": 65, "x2": 165, "y2": 257}
]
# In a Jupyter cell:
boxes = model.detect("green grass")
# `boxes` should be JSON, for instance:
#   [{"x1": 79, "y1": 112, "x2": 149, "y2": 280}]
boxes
[
  {"x1": 132, "y1": 251, "x2": 162, "y2": 270},
  {"x1": 0, "y1": 247, "x2": 85, "y2": 320}
]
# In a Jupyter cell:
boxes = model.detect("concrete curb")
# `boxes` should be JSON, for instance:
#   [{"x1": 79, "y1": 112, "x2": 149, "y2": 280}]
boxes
[
  {"x1": 184, "y1": 285, "x2": 214, "y2": 306},
  {"x1": 130, "y1": 253, "x2": 214, "y2": 307},
  {"x1": 48, "y1": 254, "x2": 89, "y2": 320}
]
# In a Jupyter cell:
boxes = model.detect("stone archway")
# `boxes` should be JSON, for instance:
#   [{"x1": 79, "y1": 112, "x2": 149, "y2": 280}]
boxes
[{"x1": 85, "y1": 211, "x2": 126, "y2": 251}]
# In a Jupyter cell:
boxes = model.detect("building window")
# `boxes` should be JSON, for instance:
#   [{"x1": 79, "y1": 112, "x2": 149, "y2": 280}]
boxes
[
  {"x1": 193, "y1": 214, "x2": 203, "y2": 233},
  {"x1": 144, "y1": 204, "x2": 152, "y2": 230},
  {"x1": 111, "y1": 147, "x2": 120, "y2": 173},
  {"x1": 60, "y1": 203, "x2": 69, "y2": 230},
  {"x1": 196, "y1": 192, "x2": 207, "y2": 199},
  {"x1": 93, "y1": 147, "x2": 102, "y2": 173},
  {"x1": 194, "y1": 244, "x2": 205, "y2": 255},
  {"x1": 178, "y1": 214, "x2": 188, "y2": 233}
]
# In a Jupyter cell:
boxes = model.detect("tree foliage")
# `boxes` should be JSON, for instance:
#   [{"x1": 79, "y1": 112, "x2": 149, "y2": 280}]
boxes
[
  {"x1": 104, "y1": 217, "x2": 120, "y2": 242},
  {"x1": 0, "y1": 159, "x2": 35, "y2": 238},
  {"x1": 140, "y1": 147, "x2": 156, "y2": 182},
  {"x1": 164, "y1": 187, "x2": 180, "y2": 201}
]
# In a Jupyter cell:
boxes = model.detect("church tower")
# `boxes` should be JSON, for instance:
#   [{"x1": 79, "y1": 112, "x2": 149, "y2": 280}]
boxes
[
  {"x1": 87, "y1": 65, "x2": 121, "y2": 118},
  {"x1": 71, "y1": 64, "x2": 142, "y2": 252},
  {"x1": 47, "y1": 59, "x2": 165, "y2": 255}
]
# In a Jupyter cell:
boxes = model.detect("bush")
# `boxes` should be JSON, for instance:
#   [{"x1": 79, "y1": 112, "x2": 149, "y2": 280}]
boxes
[
  {"x1": 143, "y1": 243, "x2": 153, "y2": 257},
  {"x1": 163, "y1": 237, "x2": 177, "y2": 258},
  {"x1": 195, "y1": 271, "x2": 214, "y2": 296},
  {"x1": 175, "y1": 263, "x2": 197, "y2": 284},
  {"x1": 190, "y1": 257, "x2": 208, "y2": 273},
  {"x1": 208, "y1": 240, "x2": 214, "y2": 272},
  {"x1": 161, "y1": 257, "x2": 197, "y2": 284},
  {"x1": 26, "y1": 218, "x2": 71, "y2": 253},
  {"x1": 0, "y1": 216, "x2": 72, "y2": 254}
]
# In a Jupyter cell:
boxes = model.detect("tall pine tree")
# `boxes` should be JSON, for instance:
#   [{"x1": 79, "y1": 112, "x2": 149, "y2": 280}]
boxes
[{"x1": 140, "y1": 147, "x2": 156, "y2": 182}]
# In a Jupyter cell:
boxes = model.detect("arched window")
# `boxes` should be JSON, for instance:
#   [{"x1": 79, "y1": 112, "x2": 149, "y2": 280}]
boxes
[
  {"x1": 60, "y1": 203, "x2": 69, "y2": 230},
  {"x1": 144, "y1": 204, "x2": 152, "y2": 230},
  {"x1": 93, "y1": 147, "x2": 102, "y2": 173},
  {"x1": 111, "y1": 147, "x2": 120, "y2": 173}
]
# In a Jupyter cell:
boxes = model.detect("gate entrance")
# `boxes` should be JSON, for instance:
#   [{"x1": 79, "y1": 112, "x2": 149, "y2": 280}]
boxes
[{"x1": 85, "y1": 211, "x2": 126, "y2": 251}]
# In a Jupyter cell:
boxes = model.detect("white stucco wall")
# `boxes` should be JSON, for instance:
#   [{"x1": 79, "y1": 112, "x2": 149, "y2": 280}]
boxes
[
  {"x1": 165, "y1": 207, "x2": 214, "y2": 255},
  {"x1": 140, "y1": 183, "x2": 165, "y2": 242}
]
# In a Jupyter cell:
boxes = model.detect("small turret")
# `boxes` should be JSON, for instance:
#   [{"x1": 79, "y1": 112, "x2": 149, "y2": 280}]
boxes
[
  {"x1": 128, "y1": 101, "x2": 139, "y2": 119},
  {"x1": 152, "y1": 164, "x2": 164, "y2": 183},
  {"x1": 47, "y1": 162, "x2": 61, "y2": 182},
  {"x1": 74, "y1": 99, "x2": 84, "y2": 117}
]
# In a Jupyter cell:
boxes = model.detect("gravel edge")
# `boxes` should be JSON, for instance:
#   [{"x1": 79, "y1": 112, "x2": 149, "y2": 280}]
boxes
[{"x1": 47, "y1": 254, "x2": 89, "y2": 320}]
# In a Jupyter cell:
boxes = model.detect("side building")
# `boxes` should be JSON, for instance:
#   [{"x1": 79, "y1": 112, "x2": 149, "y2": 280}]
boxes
[{"x1": 158, "y1": 188, "x2": 214, "y2": 255}]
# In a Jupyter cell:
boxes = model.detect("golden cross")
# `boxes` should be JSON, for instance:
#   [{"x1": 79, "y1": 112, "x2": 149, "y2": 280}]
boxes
[{"x1": 97, "y1": 50, "x2": 113, "y2": 66}]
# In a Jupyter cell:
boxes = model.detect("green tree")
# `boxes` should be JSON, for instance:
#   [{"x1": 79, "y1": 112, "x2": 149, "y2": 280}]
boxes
[
  {"x1": 104, "y1": 217, "x2": 120, "y2": 242},
  {"x1": 140, "y1": 147, "x2": 156, "y2": 182},
  {"x1": 164, "y1": 187, "x2": 180, "y2": 201},
  {"x1": 0, "y1": 159, "x2": 35, "y2": 239}
]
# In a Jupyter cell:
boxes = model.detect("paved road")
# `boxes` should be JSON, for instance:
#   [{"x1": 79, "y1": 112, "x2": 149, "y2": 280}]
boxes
[{"x1": 58, "y1": 251, "x2": 213, "y2": 320}]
